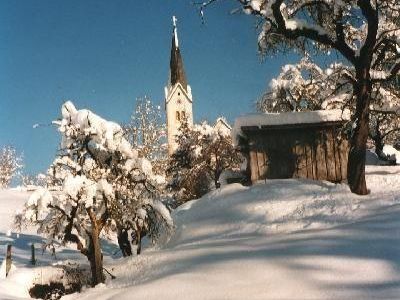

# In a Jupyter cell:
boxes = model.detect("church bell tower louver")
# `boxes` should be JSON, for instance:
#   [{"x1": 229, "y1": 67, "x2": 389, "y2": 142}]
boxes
[{"x1": 165, "y1": 16, "x2": 193, "y2": 155}]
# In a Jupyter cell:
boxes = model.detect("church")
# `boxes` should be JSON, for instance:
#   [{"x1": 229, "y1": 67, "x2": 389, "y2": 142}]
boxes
[{"x1": 164, "y1": 16, "x2": 231, "y2": 155}]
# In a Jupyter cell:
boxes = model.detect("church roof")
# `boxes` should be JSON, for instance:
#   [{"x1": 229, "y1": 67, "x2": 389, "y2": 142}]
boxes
[
  {"x1": 169, "y1": 18, "x2": 188, "y2": 91},
  {"x1": 215, "y1": 117, "x2": 232, "y2": 130}
]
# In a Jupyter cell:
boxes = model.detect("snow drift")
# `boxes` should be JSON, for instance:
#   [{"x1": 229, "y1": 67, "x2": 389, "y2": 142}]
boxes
[{"x1": 1, "y1": 166, "x2": 400, "y2": 299}]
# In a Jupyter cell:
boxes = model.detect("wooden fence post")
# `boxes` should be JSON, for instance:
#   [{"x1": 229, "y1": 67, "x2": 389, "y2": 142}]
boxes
[
  {"x1": 31, "y1": 243, "x2": 36, "y2": 265},
  {"x1": 6, "y1": 244, "x2": 12, "y2": 277}
]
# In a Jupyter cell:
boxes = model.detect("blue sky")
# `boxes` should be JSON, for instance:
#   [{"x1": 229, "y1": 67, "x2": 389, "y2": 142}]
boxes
[{"x1": 0, "y1": 0, "x2": 299, "y2": 174}]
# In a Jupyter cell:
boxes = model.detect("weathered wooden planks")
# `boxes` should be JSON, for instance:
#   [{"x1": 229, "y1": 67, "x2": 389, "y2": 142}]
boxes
[{"x1": 242, "y1": 123, "x2": 349, "y2": 184}]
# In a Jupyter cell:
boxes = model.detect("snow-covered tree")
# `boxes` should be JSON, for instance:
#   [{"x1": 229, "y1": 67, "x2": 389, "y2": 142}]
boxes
[
  {"x1": 257, "y1": 58, "x2": 353, "y2": 112},
  {"x1": 167, "y1": 120, "x2": 205, "y2": 204},
  {"x1": 16, "y1": 101, "x2": 172, "y2": 286},
  {"x1": 194, "y1": 122, "x2": 242, "y2": 188},
  {"x1": 203, "y1": 0, "x2": 400, "y2": 194},
  {"x1": 167, "y1": 120, "x2": 241, "y2": 205},
  {"x1": 369, "y1": 110, "x2": 400, "y2": 160},
  {"x1": 0, "y1": 146, "x2": 23, "y2": 188},
  {"x1": 257, "y1": 58, "x2": 400, "y2": 161},
  {"x1": 21, "y1": 173, "x2": 47, "y2": 188},
  {"x1": 124, "y1": 96, "x2": 168, "y2": 175}
]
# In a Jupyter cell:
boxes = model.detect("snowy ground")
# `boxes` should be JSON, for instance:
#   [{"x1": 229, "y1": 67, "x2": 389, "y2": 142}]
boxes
[{"x1": 1, "y1": 166, "x2": 400, "y2": 299}]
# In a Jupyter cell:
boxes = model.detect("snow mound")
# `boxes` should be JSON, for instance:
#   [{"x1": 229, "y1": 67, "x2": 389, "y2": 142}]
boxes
[
  {"x1": 366, "y1": 149, "x2": 381, "y2": 165},
  {"x1": 3, "y1": 166, "x2": 400, "y2": 299},
  {"x1": 383, "y1": 145, "x2": 400, "y2": 164},
  {"x1": 169, "y1": 171, "x2": 396, "y2": 247},
  {"x1": 366, "y1": 146, "x2": 400, "y2": 165}
]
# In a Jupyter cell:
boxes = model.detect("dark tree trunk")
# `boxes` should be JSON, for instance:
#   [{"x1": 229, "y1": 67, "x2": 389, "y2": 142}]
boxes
[
  {"x1": 88, "y1": 227, "x2": 105, "y2": 286},
  {"x1": 372, "y1": 133, "x2": 386, "y2": 161},
  {"x1": 369, "y1": 116, "x2": 387, "y2": 160},
  {"x1": 117, "y1": 227, "x2": 132, "y2": 257},
  {"x1": 347, "y1": 68, "x2": 371, "y2": 195},
  {"x1": 136, "y1": 229, "x2": 142, "y2": 255},
  {"x1": 214, "y1": 166, "x2": 222, "y2": 189},
  {"x1": 214, "y1": 169, "x2": 222, "y2": 189}
]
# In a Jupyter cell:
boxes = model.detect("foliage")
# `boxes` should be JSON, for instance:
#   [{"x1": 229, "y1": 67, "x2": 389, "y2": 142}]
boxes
[
  {"x1": 16, "y1": 101, "x2": 172, "y2": 285},
  {"x1": 369, "y1": 111, "x2": 400, "y2": 160},
  {"x1": 124, "y1": 96, "x2": 168, "y2": 175},
  {"x1": 167, "y1": 120, "x2": 242, "y2": 205},
  {"x1": 0, "y1": 146, "x2": 23, "y2": 188},
  {"x1": 257, "y1": 57, "x2": 400, "y2": 161},
  {"x1": 202, "y1": 0, "x2": 400, "y2": 194},
  {"x1": 21, "y1": 173, "x2": 47, "y2": 188},
  {"x1": 257, "y1": 57, "x2": 353, "y2": 113}
]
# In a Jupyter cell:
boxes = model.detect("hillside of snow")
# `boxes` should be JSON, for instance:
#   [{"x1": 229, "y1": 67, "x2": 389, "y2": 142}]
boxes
[{"x1": 1, "y1": 166, "x2": 400, "y2": 299}]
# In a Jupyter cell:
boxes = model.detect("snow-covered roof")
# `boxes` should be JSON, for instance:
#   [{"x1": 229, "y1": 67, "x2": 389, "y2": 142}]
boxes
[
  {"x1": 214, "y1": 117, "x2": 232, "y2": 137},
  {"x1": 214, "y1": 117, "x2": 232, "y2": 129},
  {"x1": 233, "y1": 109, "x2": 350, "y2": 145}
]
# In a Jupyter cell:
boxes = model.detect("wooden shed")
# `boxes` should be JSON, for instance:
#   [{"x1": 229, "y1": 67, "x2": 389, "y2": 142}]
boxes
[{"x1": 233, "y1": 110, "x2": 350, "y2": 184}]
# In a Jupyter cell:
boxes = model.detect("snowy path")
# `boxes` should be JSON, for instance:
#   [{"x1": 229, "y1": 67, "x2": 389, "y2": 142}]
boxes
[{"x1": 2, "y1": 166, "x2": 400, "y2": 299}]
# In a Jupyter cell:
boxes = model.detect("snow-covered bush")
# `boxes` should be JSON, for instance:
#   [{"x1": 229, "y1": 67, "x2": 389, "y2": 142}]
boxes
[
  {"x1": 16, "y1": 101, "x2": 172, "y2": 286},
  {"x1": 0, "y1": 146, "x2": 23, "y2": 188},
  {"x1": 167, "y1": 120, "x2": 242, "y2": 205}
]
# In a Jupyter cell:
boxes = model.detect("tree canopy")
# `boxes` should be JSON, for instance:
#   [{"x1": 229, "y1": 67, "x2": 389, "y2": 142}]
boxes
[{"x1": 202, "y1": 0, "x2": 400, "y2": 194}]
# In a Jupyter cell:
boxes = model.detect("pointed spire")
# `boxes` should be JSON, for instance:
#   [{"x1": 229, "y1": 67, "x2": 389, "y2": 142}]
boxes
[
  {"x1": 172, "y1": 16, "x2": 179, "y2": 48},
  {"x1": 169, "y1": 16, "x2": 187, "y2": 91}
]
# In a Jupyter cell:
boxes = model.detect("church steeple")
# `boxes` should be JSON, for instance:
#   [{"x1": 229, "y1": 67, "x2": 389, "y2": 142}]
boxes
[
  {"x1": 165, "y1": 16, "x2": 194, "y2": 155},
  {"x1": 169, "y1": 16, "x2": 188, "y2": 91}
]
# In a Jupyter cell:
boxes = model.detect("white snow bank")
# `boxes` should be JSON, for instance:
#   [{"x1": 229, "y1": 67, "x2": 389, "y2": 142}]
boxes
[
  {"x1": 366, "y1": 149, "x2": 381, "y2": 165},
  {"x1": 0, "y1": 259, "x2": 17, "y2": 280},
  {"x1": 0, "y1": 189, "x2": 31, "y2": 233},
  {"x1": 383, "y1": 145, "x2": 400, "y2": 164},
  {"x1": 0, "y1": 190, "x2": 118, "y2": 300},
  {"x1": 58, "y1": 166, "x2": 400, "y2": 300},
  {"x1": 0, "y1": 263, "x2": 88, "y2": 299},
  {"x1": 2, "y1": 166, "x2": 400, "y2": 299},
  {"x1": 366, "y1": 147, "x2": 400, "y2": 165}
]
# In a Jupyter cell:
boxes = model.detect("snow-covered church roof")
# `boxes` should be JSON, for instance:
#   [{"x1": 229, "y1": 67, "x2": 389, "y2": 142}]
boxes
[{"x1": 214, "y1": 117, "x2": 232, "y2": 136}]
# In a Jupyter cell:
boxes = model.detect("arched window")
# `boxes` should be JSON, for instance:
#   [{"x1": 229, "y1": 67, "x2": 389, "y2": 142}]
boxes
[
  {"x1": 176, "y1": 111, "x2": 180, "y2": 121},
  {"x1": 181, "y1": 111, "x2": 186, "y2": 119}
]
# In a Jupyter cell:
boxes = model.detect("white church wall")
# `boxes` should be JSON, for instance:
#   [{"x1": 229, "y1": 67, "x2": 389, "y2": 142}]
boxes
[{"x1": 166, "y1": 83, "x2": 193, "y2": 155}]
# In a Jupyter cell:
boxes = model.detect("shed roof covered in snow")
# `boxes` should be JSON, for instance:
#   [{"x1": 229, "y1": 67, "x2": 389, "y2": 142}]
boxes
[
  {"x1": 233, "y1": 110, "x2": 350, "y2": 183},
  {"x1": 233, "y1": 109, "x2": 350, "y2": 144},
  {"x1": 235, "y1": 109, "x2": 349, "y2": 129}
]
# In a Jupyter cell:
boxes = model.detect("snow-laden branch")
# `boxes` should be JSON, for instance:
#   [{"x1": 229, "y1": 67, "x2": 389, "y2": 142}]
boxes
[
  {"x1": 17, "y1": 101, "x2": 173, "y2": 285},
  {"x1": 370, "y1": 58, "x2": 400, "y2": 81}
]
